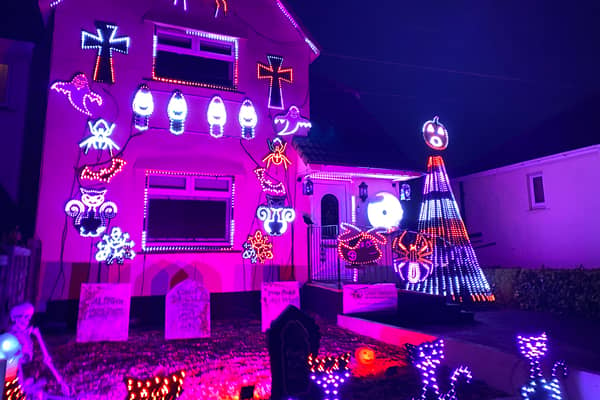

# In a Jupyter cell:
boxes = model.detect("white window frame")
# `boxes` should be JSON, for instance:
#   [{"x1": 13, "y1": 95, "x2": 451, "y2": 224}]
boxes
[
  {"x1": 527, "y1": 172, "x2": 546, "y2": 209},
  {"x1": 142, "y1": 170, "x2": 235, "y2": 252}
]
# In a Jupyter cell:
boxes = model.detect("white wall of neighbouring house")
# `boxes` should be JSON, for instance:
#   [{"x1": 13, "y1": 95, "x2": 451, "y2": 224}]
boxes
[{"x1": 452, "y1": 145, "x2": 600, "y2": 269}]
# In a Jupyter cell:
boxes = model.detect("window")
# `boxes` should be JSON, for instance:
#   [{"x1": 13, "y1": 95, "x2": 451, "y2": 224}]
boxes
[
  {"x1": 152, "y1": 25, "x2": 239, "y2": 90},
  {"x1": 143, "y1": 171, "x2": 235, "y2": 252},
  {"x1": 528, "y1": 173, "x2": 546, "y2": 209},
  {"x1": 0, "y1": 64, "x2": 9, "y2": 106}
]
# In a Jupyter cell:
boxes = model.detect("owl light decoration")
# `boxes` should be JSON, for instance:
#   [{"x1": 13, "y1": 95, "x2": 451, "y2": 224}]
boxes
[
  {"x1": 423, "y1": 116, "x2": 449, "y2": 151},
  {"x1": 238, "y1": 98, "x2": 257, "y2": 140},
  {"x1": 256, "y1": 205, "x2": 296, "y2": 236},
  {"x1": 337, "y1": 223, "x2": 386, "y2": 266},
  {"x1": 79, "y1": 119, "x2": 120, "y2": 154},
  {"x1": 392, "y1": 230, "x2": 433, "y2": 284},
  {"x1": 207, "y1": 95, "x2": 227, "y2": 138},
  {"x1": 167, "y1": 90, "x2": 187, "y2": 135},
  {"x1": 65, "y1": 188, "x2": 117, "y2": 237},
  {"x1": 273, "y1": 105, "x2": 312, "y2": 136},
  {"x1": 95, "y1": 227, "x2": 136, "y2": 265},
  {"x1": 132, "y1": 84, "x2": 154, "y2": 131}
]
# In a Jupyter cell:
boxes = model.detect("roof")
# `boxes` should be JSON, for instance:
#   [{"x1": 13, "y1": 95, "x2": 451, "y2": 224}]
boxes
[
  {"x1": 0, "y1": 0, "x2": 43, "y2": 42},
  {"x1": 293, "y1": 72, "x2": 424, "y2": 173}
]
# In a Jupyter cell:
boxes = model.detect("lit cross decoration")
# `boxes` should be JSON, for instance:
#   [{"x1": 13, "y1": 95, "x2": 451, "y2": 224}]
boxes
[
  {"x1": 81, "y1": 21, "x2": 130, "y2": 84},
  {"x1": 96, "y1": 227, "x2": 136, "y2": 265},
  {"x1": 79, "y1": 119, "x2": 120, "y2": 154},
  {"x1": 262, "y1": 138, "x2": 292, "y2": 170},
  {"x1": 50, "y1": 73, "x2": 103, "y2": 116},
  {"x1": 257, "y1": 55, "x2": 293, "y2": 110}
]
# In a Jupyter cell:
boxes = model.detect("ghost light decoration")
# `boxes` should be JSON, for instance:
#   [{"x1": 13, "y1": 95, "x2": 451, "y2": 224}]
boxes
[
  {"x1": 423, "y1": 116, "x2": 449, "y2": 151},
  {"x1": 207, "y1": 95, "x2": 227, "y2": 138},
  {"x1": 65, "y1": 188, "x2": 117, "y2": 237},
  {"x1": 256, "y1": 205, "x2": 296, "y2": 236},
  {"x1": 79, "y1": 118, "x2": 120, "y2": 154},
  {"x1": 167, "y1": 90, "x2": 187, "y2": 135},
  {"x1": 392, "y1": 230, "x2": 433, "y2": 284},
  {"x1": 337, "y1": 223, "x2": 387, "y2": 266},
  {"x1": 96, "y1": 227, "x2": 136, "y2": 265},
  {"x1": 132, "y1": 84, "x2": 154, "y2": 131},
  {"x1": 238, "y1": 98, "x2": 257, "y2": 140},
  {"x1": 273, "y1": 105, "x2": 312, "y2": 136},
  {"x1": 367, "y1": 192, "x2": 403, "y2": 230},
  {"x1": 50, "y1": 73, "x2": 103, "y2": 116}
]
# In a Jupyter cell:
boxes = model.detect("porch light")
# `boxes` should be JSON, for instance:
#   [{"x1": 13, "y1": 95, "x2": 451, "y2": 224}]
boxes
[
  {"x1": 303, "y1": 178, "x2": 314, "y2": 195},
  {"x1": 359, "y1": 182, "x2": 368, "y2": 202}
]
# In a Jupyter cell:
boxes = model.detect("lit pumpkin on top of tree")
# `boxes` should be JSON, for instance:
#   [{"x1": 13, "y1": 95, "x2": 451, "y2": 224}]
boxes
[{"x1": 422, "y1": 116, "x2": 449, "y2": 150}]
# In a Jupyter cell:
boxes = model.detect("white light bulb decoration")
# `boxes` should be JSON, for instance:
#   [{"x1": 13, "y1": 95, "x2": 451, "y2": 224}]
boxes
[
  {"x1": 167, "y1": 90, "x2": 187, "y2": 135},
  {"x1": 207, "y1": 95, "x2": 227, "y2": 138},
  {"x1": 132, "y1": 84, "x2": 154, "y2": 131},
  {"x1": 367, "y1": 192, "x2": 403, "y2": 230},
  {"x1": 238, "y1": 98, "x2": 257, "y2": 140}
]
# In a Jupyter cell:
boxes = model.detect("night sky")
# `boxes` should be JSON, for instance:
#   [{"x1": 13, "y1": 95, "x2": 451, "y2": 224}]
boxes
[{"x1": 286, "y1": 0, "x2": 600, "y2": 176}]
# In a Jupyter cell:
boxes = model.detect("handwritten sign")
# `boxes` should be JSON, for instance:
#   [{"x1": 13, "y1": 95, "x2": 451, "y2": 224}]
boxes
[
  {"x1": 76, "y1": 283, "x2": 131, "y2": 343},
  {"x1": 261, "y1": 281, "x2": 300, "y2": 332},
  {"x1": 343, "y1": 284, "x2": 398, "y2": 314},
  {"x1": 165, "y1": 279, "x2": 210, "y2": 340}
]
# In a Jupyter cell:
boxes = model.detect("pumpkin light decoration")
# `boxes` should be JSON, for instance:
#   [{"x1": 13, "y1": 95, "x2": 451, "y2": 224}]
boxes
[
  {"x1": 422, "y1": 116, "x2": 448, "y2": 150},
  {"x1": 355, "y1": 347, "x2": 376, "y2": 366}
]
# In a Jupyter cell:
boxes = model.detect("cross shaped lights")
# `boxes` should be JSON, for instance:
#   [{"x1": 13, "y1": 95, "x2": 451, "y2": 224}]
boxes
[
  {"x1": 81, "y1": 21, "x2": 130, "y2": 84},
  {"x1": 257, "y1": 55, "x2": 293, "y2": 110}
]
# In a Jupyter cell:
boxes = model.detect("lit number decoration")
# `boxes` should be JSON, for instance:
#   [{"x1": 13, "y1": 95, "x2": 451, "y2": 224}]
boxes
[
  {"x1": 207, "y1": 95, "x2": 227, "y2": 138},
  {"x1": 392, "y1": 230, "x2": 433, "y2": 284},
  {"x1": 242, "y1": 230, "x2": 273, "y2": 264},
  {"x1": 337, "y1": 223, "x2": 386, "y2": 266},
  {"x1": 65, "y1": 188, "x2": 117, "y2": 237},
  {"x1": 80, "y1": 158, "x2": 126, "y2": 183},
  {"x1": 256, "y1": 205, "x2": 296, "y2": 236},
  {"x1": 262, "y1": 138, "x2": 291, "y2": 170},
  {"x1": 124, "y1": 370, "x2": 185, "y2": 400},
  {"x1": 273, "y1": 105, "x2": 312, "y2": 136},
  {"x1": 132, "y1": 84, "x2": 154, "y2": 131},
  {"x1": 50, "y1": 73, "x2": 103, "y2": 116},
  {"x1": 308, "y1": 353, "x2": 351, "y2": 400},
  {"x1": 167, "y1": 90, "x2": 188, "y2": 135},
  {"x1": 405, "y1": 339, "x2": 472, "y2": 400},
  {"x1": 95, "y1": 227, "x2": 136, "y2": 265},
  {"x1": 257, "y1": 55, "x2": 293, "y2": 110},
  {"x1": 423, "y1": 116, "x2": 449, "y2": 151},
  {"x1": 238, "y1": 98, "x2": 258, "y2": 140},
  {"x1": 517, "y1": 333, "x2": 567, "y2": 400},
  {"x1": 79, "y1": 119, "x2": 120, "y2": 154},
  {"x1": 81, "y1": 22, "x2": 130, "y2": 84}
]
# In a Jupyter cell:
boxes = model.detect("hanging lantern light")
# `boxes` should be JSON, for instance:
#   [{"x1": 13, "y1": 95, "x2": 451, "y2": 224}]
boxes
[
  {"x1": 303, "y1": 178, "x2": 313, "y2": 195},
  {"x1": 359, "y1": 182, "x2": 368, "y2": 202}
]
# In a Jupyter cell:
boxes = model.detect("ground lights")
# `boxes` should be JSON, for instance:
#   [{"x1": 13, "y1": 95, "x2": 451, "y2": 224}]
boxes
[
  {"x1": 124, "y1": 370, "x2": 185, "y2": 400},
  {"x1": 309, "y1": 353, "x2": 351, "y2": 400}
]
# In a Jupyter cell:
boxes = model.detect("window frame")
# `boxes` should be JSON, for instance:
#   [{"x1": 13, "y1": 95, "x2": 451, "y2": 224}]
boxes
[
  {"x1": 142, "y1": 170, "x2": 236, "y2": 253},
  {"x1": 527, "y1": 172, "x2": 546, "y2": 209},
  {"x1": 0, "y1": 63, "x2": 10, "y2": 108},
  {"x1": 152, "y1": 24, "x2": 239, "y2": 91}
]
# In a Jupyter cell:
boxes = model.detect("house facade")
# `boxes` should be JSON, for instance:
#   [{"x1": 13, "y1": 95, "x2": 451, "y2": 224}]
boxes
[{"x1": 452, "y1": 144, "x2": 600, "y2": 269}]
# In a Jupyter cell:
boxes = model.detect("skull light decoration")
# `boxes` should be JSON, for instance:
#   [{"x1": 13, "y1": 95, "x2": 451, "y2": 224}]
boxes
[
  {"x1": 65, "y1": 188, "x2": 118, "y2": 237},
  {"x1": 238, "y1": 98, "x2": 258, "y2": 140},
  {"x1": 207, "y1": 95, "x2": 227, "y2": 138},
  {"x1": 167, "y1": 90, "x2": 187, "y2": 135},
  {"x1": 132, "y1": 84, "x2": 154, "y2": 131},
  {"x1": 96, "y1": 226, "x2": 136, "y2": 265},
  {"x1": 423, "y1": 116, "x2": 449, "y2": 151}
]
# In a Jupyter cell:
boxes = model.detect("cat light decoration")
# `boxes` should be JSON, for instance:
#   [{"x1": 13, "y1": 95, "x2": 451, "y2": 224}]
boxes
[
  {"x1": 423, "y1": 116, "x2": 449, "y2": 151},
  {"x1": 238, "y1": 98, "x2": 257, "y2": 140},
  {"x1": 95, "y1": 227, "x2": 136, "y2": 265},
  {"x1": 167, "y1": 90, "x2": 187, "y2": 135},
  {"x1": 517, "y1": 333, "x2": 567, "y2": 400},
  {"x1": 273, "y1": 105, "x2": 312, "y2": 136},
  {"x1": 337, "y1": 223, "x2": 386, "y2": 266},
  {"x1": 308, "y1": 353, "x2": 351, "y2": 400},
  {"x1": 65, "y1": 188, "x2": 117, "y2": 237},
  {"x1": 79, "y1": 119, "x2": 120, "y2": 154},
  {"x1": 207, "y1": 95, "x2": 227, "y2": 138},
  {"x1": 392, "y1": 230, "x2": 433, "y2": 284},
  {"x1": 405, "y1": 339, "x2": 472, "y2": 400},
  {"x1": 256, "y1": 205, "x2": 296, "y2": 236},
  {"x1": 132, "y1": 84, "x2": 154, "y2": 131}
]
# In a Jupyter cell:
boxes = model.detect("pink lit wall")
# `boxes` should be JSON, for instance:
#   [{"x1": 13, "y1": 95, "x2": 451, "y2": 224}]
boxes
[
  {"x1": 35, "y1": 0, "x2": 317, "y2": 307},
  {"x1": 452, "y1": 145, "x2": 600, "y2": 269}
]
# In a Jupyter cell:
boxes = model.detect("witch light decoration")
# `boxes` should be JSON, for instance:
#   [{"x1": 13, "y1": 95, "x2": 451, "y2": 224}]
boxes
[
  {"x1": 254, "y1": 167, "x2": 286, "y2": 196},
  {"x1": 96, "y1": 226, "x2": 136, "y2": 265},
  {"x1": 168, "y1": 90, "x2": 187, "y2": 135},
  {"x1": 423, "y1": 116, "x2": 449, "y2": 151},
  {"x1": 79, "y1": 118, "x2": 120, "y2": 154},
  {"x1": 273, "y1": 105, "x2": 312, "y2": 136},
  {"x1": 392, "y1": 230, "x2": 433, "y2": 284},
  {"x1": 65, "y1": 188, "x2": 117, "y2": 237},
  {"x1": 207, "y1": 95, "x2": 227, "y2": 138},
  {"x1": 238, "y1": 98, "x2": 258, "y2": 140},
  {"x1": 337, "y1": 223, "x2": 387, "y2": 266},
  {"x1": 50, "y1": 73, "x2": 103, "y2": 116},
  {"x1": 132, "y1": 84, "x2": 154, "y2": 131}
]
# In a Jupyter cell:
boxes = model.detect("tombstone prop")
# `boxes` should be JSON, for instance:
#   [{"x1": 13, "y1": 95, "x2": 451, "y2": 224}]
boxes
[
  {"x1": 267, "y1": 305, "x2": 320, "y2": 400},
  {"x1": 165, "y1": 279, "x2": 210, "y2": 340}
]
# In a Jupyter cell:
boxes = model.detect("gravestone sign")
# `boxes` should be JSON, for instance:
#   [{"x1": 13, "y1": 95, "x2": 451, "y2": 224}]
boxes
[
  {"x1": 76, "y1": 283, "x2": 131, "y2": 343},
  {"x1": 261, "y1": 281, "x2": 300, "y2": 332},
  {"x1": 165, "y1": 279, "x2": 210, "y2": 340},
  {"x1": 267, "y1": 305, "x2": 320, "y2": 400},
  {"x1": 343, "y1": 283, "x2": 398, "y2": 314}
]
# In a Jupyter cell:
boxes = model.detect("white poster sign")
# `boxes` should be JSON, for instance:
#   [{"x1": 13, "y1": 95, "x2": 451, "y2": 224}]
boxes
[
  {"x1": 165, "y1": 279, "x2": 210, "y2": 340},
  {"x1": 261, "y1": 281, "x2": 300, "y2": 332},
  {"x1": 76, "y1": 283, "x2": 131, "y2": 343},
  {"x1": 343, "y1": 283, "x2": 398, "y2": 314}
]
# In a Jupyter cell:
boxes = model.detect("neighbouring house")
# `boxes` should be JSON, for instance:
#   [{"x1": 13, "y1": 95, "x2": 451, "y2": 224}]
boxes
[{"x1": 452, "y1": 144, "x2": 600, "y2": 269}]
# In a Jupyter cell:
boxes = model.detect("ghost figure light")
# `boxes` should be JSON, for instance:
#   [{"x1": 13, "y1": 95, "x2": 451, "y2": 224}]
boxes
[
  {"x1": 50, "y1": 73, "x2": 103, "y2": 116},
  {"x1": 96, "y1": 227, "x2": 136, "y2": 265},
  {"x1": 392, "y1": 230, "x2": 433, "y2": 283},
  {"x1": 367, "y1": 192, "x2": 403, "y2": 230},
  {"x1": 256, "y1": 205, "x2": 296, "y2": 236},
  {"x1": 423, "y1": 116, "x2": 449, "y2": 151},
  {"x1": 167, "y1": 90, "x2": 187, "y2": 135},
  {"x1": 65, "y1": 188, "x2": 117, "y2": 237},
  {"x1": 132, "y1": 84, "x2": 154, "y2": 131},
  {"x1": 79, "y1": 118, "x2": 120, "y2": 154},
  {"x1": 273, "y1": 105, "x2": 312, "y2": 136},
  {"x1": 207, "y1": 95, "x2": 227, "y2": 138},
  {"x1": 238, "y1": 98, "x2": 257, "y2": 140}
]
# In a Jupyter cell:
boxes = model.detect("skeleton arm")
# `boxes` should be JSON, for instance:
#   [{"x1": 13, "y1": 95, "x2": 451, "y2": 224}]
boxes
[{"x1": 31, "y1": 327, "x2": 70, "y2": 394}]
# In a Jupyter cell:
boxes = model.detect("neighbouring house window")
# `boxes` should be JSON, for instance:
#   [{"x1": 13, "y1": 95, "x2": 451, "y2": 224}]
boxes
[
  {"x1": 143, "y1": 171, "x2": 235, "y2": 252},
  {"x1": 528, "y1": 173, "x2": 545, "y2": 209},
  {"x1": 152, "y1": 25, "x2": 239, "y2": 90},
  {"x1": 0, "y1": 64, "x2": 9, "y2": 106}
]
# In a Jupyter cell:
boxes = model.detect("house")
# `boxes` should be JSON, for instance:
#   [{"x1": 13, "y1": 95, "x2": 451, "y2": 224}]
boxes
[{"x1": 452, "y1": 144, "x2": 600, "y2": 269}]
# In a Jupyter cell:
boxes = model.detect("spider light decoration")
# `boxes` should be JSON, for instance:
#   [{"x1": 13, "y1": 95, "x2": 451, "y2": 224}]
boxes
[
  {"x1": 262, "y1": 138, "x2": 291, "y2": 170},
  {"x1": 79, "y1": 119, "x2": 120, "y2": 154},
  {"x1": 392, "y1": 231, "x2": 434, "y2": 284},
  {"x1": 241, "y1": 230, "x2": 274, "y2": 264},
  {"x1": 405, "y1": 339, "x2": 472, "y2": 400},
  {"x1": 337, "y1": 223, "x2": 387, "y2": 266},
  {"x1": 65, "y1": 188, "x2": 117, "y2": 237},
  {"x1": 517, "y1": 333, "x2": 567, "y2": 400},
  {"x1": 124, "y1": 370, "x2": 185, "y2": 400},
  {"x1": 96, "y1": 226, "x2": 136, "y2": 265},
  {"x1": 308, "y1": 353, "x2": 351, "y2": 400}
]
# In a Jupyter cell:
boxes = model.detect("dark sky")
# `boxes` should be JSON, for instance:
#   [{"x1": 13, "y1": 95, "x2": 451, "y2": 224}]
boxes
[{"x1": 286, "y1": 0, "x2": 600, "y2": 176}]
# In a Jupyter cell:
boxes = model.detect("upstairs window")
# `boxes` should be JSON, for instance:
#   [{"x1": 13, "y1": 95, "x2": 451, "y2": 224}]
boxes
[
  {"x1": 152, "y1": 25, "x2": 239, "y2": 91},
  {"x1": 528, "y1": 173, "x2": 546, "y2": 209}
]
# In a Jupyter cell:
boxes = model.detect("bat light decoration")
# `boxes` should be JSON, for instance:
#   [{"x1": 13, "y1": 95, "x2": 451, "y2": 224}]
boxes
[
  {"x1": 392, "y1": 230, "x2": 433, "y2": 284},
  {"x1": 65, "y1": 188, "x2": 117, "y2": 237},
  {"x1": 238, "y1": 98, "x2": 257, "y2": 140},
  {"x1": 207, "y1": 95, "x2": 227, "y2": 138},
  {"x1": 262, "y1": 138, "x2": 292, "y2": 170},
  {"x1": 79, "y1": 119, "x2": 120, "y2": 154},
  {"x1": 95, "y1": 227, "x2": 136, "y2": 265},
  {"x1": 50, "y1": 73, "x2": 103, "y2": 116},
  {"x1": 132, "y1": 84, "x2": 154, "y2": 131},
  {"x1": 273, "y1": 105, "x2": 312, "y2": 136},
  {"x1": 80, "y1": 157, "x2": 126, "y2": 183}
]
